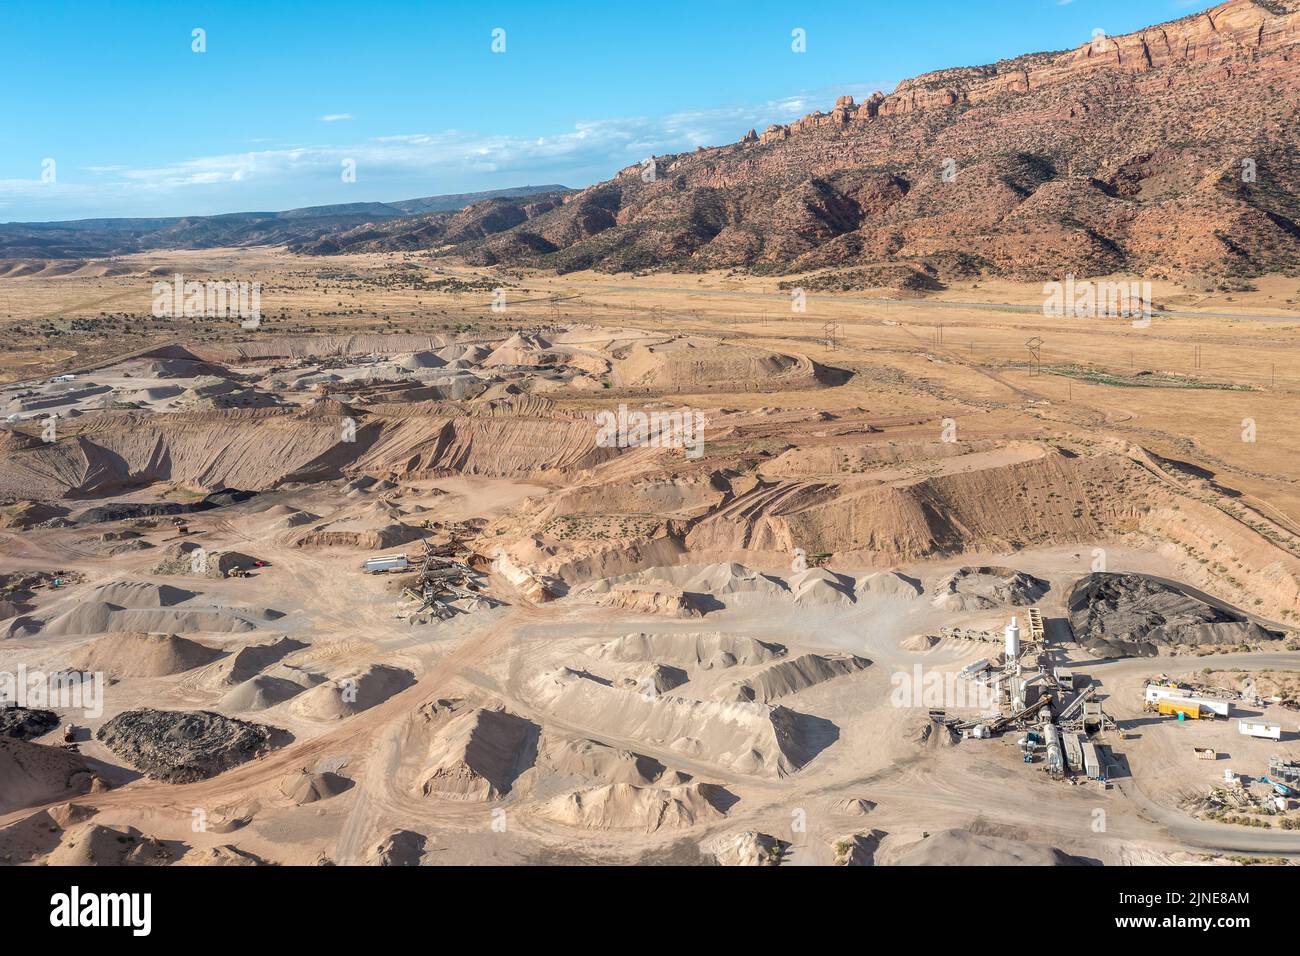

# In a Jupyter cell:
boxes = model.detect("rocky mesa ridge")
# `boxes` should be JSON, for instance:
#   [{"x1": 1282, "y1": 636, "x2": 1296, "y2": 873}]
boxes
[{"x1": 310, "y1": 0, "x2": 1299, "y2": 285}]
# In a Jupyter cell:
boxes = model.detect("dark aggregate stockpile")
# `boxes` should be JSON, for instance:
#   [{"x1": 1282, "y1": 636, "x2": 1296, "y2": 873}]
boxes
[
  {"x1": 1067, "y1": 572, "x2": 1281, "y2": 657},
  {"x1": 96, "y1": 708, "x2": 282, "y2": 783},
  {"x1": 0, "y1": 706, "x2": 59, "y2": 740},
  {"x1": 76, "y1": 488, "x2": 257, "y2": 524},
  {"x1": 933, "y1": 565, "x2": 1049, "y2": 610}
]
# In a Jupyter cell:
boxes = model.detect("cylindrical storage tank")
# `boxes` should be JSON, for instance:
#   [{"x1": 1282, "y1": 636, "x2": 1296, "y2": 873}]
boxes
[
  {"x1": 1004, "y1": 616, "x2": 1020, "y2": 662},
  {"x1": 1042, "y1": 722, "x2": 1063, "y2": 777}
]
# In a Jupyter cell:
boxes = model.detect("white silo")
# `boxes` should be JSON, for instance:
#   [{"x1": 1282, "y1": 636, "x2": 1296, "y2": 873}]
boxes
[{"x1": 1004, "y1": 616, "x2": 1021, "y2": 662}]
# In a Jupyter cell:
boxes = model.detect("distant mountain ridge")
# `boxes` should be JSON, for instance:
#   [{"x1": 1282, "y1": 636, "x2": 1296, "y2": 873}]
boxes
[{"x1": 0, "y1": 185, "x2": 571, "y2": 259}]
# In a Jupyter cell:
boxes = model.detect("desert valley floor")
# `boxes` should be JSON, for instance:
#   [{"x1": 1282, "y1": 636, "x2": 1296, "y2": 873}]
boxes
[{"x1": 1, "y1": 249, "x2": 1299, "y2": 866}]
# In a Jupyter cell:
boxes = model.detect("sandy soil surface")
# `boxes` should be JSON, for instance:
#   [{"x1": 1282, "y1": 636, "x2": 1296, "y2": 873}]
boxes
[{"x1": 1, "y1": 251, "x2": 1298, "y2": 866}]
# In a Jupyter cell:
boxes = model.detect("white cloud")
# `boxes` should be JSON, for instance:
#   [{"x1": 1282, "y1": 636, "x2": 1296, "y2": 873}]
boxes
[
  {"x1": 319, "y1": 113, "x2": 354, "y2": 122},
  {"x1": 0, "y1": 82, "x2": 895, "y2": 220}
]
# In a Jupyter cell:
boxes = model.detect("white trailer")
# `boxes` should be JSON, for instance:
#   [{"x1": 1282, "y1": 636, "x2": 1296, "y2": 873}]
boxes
[
  {"x1": 1238, "y1": 719, "x2": 1282, "y2": 741},
  {"x1": 1144, "y1": 685, "x2": 1230, "y2": 717},
  {"x1": 361, "y1": 554, "x2": 410, "y2": 574},
  {"x1": 1064, "y1": 731, "x2": 1085, "y2": 772},
  {"x1": 1182, "y1": 696, "x2": 1231, "y2": 718},
  {"x1": 1083, "y1": 741, "x2": 1103, "y2": 780},
  {"x1": 1145, "y1": 684, "x2": 1189, "y2": 704}
]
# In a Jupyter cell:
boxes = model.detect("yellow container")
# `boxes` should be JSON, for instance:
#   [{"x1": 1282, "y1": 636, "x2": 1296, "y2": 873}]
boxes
[{"x1": 1158, "y1": 700, "x2": 1201, "y2": 720}]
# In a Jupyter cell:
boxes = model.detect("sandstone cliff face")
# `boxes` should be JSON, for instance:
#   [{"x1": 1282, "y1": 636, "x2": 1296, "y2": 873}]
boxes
[
  {"x1": 431, "y1": 0, "x2": 1299, "y2": 283},
  {"x1": 882, "y1": 0, "x2": 1299, "y2": 114}
]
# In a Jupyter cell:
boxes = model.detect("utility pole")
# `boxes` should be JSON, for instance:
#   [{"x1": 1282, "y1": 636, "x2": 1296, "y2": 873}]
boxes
[{"x1": 1025, "y1": 337, "x2": 1043, "y2": 376}]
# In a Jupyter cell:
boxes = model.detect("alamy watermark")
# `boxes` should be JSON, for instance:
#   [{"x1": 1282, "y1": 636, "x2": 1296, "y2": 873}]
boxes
[
  {"x1": 0, "y1": 664, "x2": 104, "y2": 718},
  {"x1": 1042, "y1": 274, "x2": 1152, "y2": 327},
  {"x1": 595, "y1": 404, "x2": 706, "y2": 459},
  {"x1": 152, "y1": 273, "x2": 261, "y2": 327},
  {"x1": 890, "y1": 664, "x2": 998, "y2": 710}
]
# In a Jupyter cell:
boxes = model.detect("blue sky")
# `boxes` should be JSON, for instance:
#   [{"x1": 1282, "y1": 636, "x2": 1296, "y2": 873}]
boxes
[{"x1": 1, "y1": 0, "x2": 1215, "y2": 222}]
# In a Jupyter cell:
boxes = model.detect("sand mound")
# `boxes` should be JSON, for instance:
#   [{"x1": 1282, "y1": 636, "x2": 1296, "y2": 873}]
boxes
[
  {"x1": 69, "y1": 631, "x2": 222, "y2": 678},
  {"x1": 84, "y1": 581, "x2": 198, "y2": 608},
  {"x1": 722, "y1": 653, "x2": 872, "y2": 703},
  {"x1": 916, "y1": 718, "x2": 960, "y2": 749},
  {"x1": 279, "y1": 769, "x2": 354, "y2": 805},
  {"x1": 96, "y1": 709, "x2": 282, "y2": 783},
  {"x1": 788, "y1": 568, "x2": 856, "y2": 607},
  {"x1": 612, "y1": 340, "x2": 808, "y2": 391},
  {"x1": 0, "y1": 738, "x2": 107, "y2": 813},
  {"x1": 856, "y1": 570, "x2": 924, "y2": 602},
  {"x1": 436, "y1": 343, "x2": 493, "y2": 364},
  {"x1": 594, "y1": 631, "x2": 786, "y2": 670},
  {"x1": 1067, "y1": 572, "x2": 1279, "y2": 656},
  {"x1": 594, "y1": 586, "x2": 705, "y2": 618},
  {"x1": 45, "y1": 823, "x2": 169, "y2": 866},
  {"x1": 833, "y1": 830, "x2": 885, "y2": 866},
  {"x1": 134, "y1": 385, "x2": 184, "y2": 401},
  {"x1": 706, "y1": 829, "x2": 788, "y2": 866},
  {"x1": 892, "y1": 828, "x2": 1093, "y2": 866},
  {"x1": 37, "y1": 601, "x2": 261, "y2": 637},
  {"x1": 831, "y1": 797, "x2": 877, "y2": 816},
  {"x1": 48, "y1": 801, "x2": 98, "y2": 829},
  {"x1": 900, "y1": 634, "x2": 942, "y2": 652},
  {"x1": 417, "y1": 706, "x2": 538, "y2": 801},
  {"x1": 294, "y1": 523, "x2": 426, "y2": 550},
  {"x1": 218, "y1": 673, "x2": 315, "y2": 711},
  {"x1": 617, "y1": 663, "x2": 690, "y2": 696},
  {"x1": 539, "y1": 781, "x2": 732, "y2": 832},
  {"x1": 679, "y1": 562, "x2": 789, "y2": 598},
  {"x1": 179, "y1": 844, "x2": 272, "y2": 866},
  {"x1": 577, "y1": 563, "x2": 788, "y2": 611},
  {"x1": 525, "y1": 668, "x2": 829, "y2": 778},
  {"x1": 291, "y1": 664, "x2": 416, "y2": 720},
  {"x1": 932, "y1": 566, "x2": 1049, "y2": 611},
  {"x1": 277, "y1": 510, "x2": 319, "y2": 528},
  {"x1": 538, "y1": 735, "x2": 670, "y2": 786},
  {"x1": 396, "y1": 351, "x2": 447, "y2": 371},
  {"x1": 218, "y1": 637, "x2": 308, "y2": 685},
  {"x1": 368, "y1": 830, "x2": 426, "y2": 866}
]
